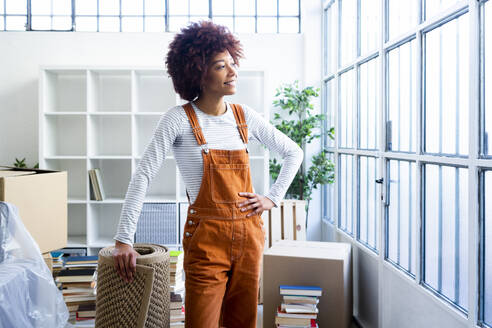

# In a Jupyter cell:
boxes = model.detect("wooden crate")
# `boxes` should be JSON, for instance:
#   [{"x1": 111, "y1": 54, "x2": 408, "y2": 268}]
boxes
[{"x1": 259, "y1": 199, "x2": 307, "y2": 304}]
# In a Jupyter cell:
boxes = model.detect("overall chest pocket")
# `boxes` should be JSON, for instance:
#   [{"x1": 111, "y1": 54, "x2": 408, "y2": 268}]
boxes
[{"x1": 210, "y1": 163, "x2": 250, "y2": 203}]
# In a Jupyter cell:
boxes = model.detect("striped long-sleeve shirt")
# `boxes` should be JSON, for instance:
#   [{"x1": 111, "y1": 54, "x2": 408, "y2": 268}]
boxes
[{"x1": 114, "y1": 101, "x2": 303, "y2": 246}]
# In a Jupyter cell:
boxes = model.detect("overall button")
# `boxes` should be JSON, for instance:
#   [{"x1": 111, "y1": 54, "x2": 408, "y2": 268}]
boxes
[
  {"x1": 188, "y1": 220, "x2": 194, "y2": 225},
  {"x1": 189, "y1": 209, "x2": 196, "y2": 214},
  {"x1": 185, "y1": 232, "x2": 192, "y2": 237}
]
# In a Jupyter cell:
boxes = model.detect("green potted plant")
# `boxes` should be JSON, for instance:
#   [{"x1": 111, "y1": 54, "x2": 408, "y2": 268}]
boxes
[
  {"x1": 269, "y1": 80, "x2": 335, "y2": 228},
  {"x1": 13, "y1": 158, "x2": 39, "y2": 169}
]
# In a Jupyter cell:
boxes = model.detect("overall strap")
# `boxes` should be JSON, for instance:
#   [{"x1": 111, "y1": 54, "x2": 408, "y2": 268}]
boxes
[
  {"x1": 183, "y1": 103, "x2": 207, "y2": 146},
  {"x1": 230, "y1": 103, "x2": 249, "y2": 145}
]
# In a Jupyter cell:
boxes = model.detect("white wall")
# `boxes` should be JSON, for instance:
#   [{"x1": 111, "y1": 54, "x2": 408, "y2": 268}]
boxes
[{"x1": 0, "y1": 9, "x2": 323, "y2": 241}]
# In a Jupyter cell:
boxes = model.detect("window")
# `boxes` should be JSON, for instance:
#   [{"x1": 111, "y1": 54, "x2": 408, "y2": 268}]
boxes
[
  {"x1": 339, "y1": 154, "x2": 355, "y2": 235},
  {"x1": 359, "y1": 57, "x2": 379, "y2": 150},
  {"x1": 339, "y1": 69, "x2": 355, "y2": 148},
  {"x1": 323, "y1": 0, "x2": 490, "y2": 318},
  {"x1": 386, "y1": 160, "x2": 417, "y2": 275},
  {"x1": 483, "y1": 170, "x2": 492, "y2": 326},
  {"x1": 387, "y1": 40, "x2": 416, "y2": 153},
  {"x1": 424, "y1": 13, "x2": 469, "y2": 156},
  {"x1": 423, "y1": 164, "x2": 468, "y2": 311},
  {"x1": 358, "y1": 156, "x2": 379, "y2": 251},
  {"x1": 1, "y1": 0, "x2": 301, "y2": 32}
]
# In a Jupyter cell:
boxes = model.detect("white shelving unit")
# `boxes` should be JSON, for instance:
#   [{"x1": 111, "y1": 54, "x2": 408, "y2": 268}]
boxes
[{"x1": 39, "y1": 66, "x2": 270, "y2": 255}]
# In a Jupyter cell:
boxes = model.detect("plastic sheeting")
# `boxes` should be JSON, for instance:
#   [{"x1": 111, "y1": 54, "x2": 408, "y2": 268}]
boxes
[{"x1": 0, "y1": 201, "x2": 69, "y2": 328}]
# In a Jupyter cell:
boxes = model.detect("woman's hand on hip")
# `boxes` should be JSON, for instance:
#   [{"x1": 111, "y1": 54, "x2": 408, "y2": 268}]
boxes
[
  {"x1": 112, "y1": 240, "x2": 139, "y2": 283},
  {"x1": 238, "y1": 192, "x2": 275, "y2": 217}
]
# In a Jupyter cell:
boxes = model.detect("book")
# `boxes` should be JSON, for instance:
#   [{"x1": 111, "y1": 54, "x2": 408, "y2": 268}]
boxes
[
  {"x1": 283, "y1": 295, "x2": 319, "y2": 304},
  {"x1": 88, "y1": 170, "x2": 100, "y2": 201},
  {"x1": 64, "y1": 255, "x2": 98, "y2": 264},
  {"x1": 275, "y1": 316, "x2": 313, "y2": 326},
  {"x1": 94, "y1": 168, "x2": 106, "y2": 200},
  {"x1": 279, "y1": 285, "x2": 322, "y2": 297},
  {"x1": 56, "y1": 268, "x2": 96, "y2": 283},
  {"x1": 277, "y1": 306, "x2": 317, "y2": 319},
  {"x1": 280, "y1": 303, "x2": 318, "y2": 314}
]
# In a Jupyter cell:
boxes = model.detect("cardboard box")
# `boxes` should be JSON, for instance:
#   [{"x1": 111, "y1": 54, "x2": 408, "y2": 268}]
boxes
[
  {"x1": 263, "y1": 240, "x2": 352, "y2": 328},
  {"x1": 42, "y1": 252, "x2": 53, "y2": 274},
  {"x1": 0, "y1": 167, "x2": 67, "y2": 253}
]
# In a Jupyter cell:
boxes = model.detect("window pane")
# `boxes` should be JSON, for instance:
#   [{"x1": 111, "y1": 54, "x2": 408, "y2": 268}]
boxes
[
  {"x1": 339, "y1": 69, "x2": 355, "y2": 148},
  {"x1": 0, "y1": 19, "x2": 4, "y2": 31},
  {"x1": 425, "y1": 13, "x2": 469, "y2": 156},
  {"x1": 212, "y1": 16, "x2": 233, "y2": 32},
  {"x1": 387, "y1": 40, "x2": 416, "y2": 152},
  {"x1": 99, "y1": 17, "x2": 120, "y2": 32},
  {"x1": 121, "y1": 16, "x2": 143, "y2": 32},
  {"x1": 324, "y1": 78, "x2": 335, "y2": 149},
  {"x1": 386, "y1": 160, "x2": 417, "y2": 275},
  {"x1": 484, "y1": 171, "x2": 492, "y2": 325},
  {"x1": 145, "y1": 0, "x2": 166, "y2": 15},
  {"x1": 388, "y1": 0, "x2": 417, "y2": 40},
  {"x1": 485, "y1": 1, "x2": 492, "y2": 156},
  {"x1": 358, "y1": 156, "x2": 379, "y2": 251},
  {"x1": 424, "y1": 164, "x2": 468, "y2": 311},
  {"x1": 52, "y1": 0, "x2": 71, "y2": 15},
  {"x1": 6, "y1": 16, "x2": 26, "y2": 30},
  {"x1": 31, "y1": 16, "x2": 51, "y2": 30},
  {"x1": 257, "y1": 0, "x2": 276, "y2": 16},
  {"x1": 75, "y1": 16, "x2": 97, "y2": 31},
  {"x1": 31, "y1": 0, "x2": 51, "y2": 15},
  {"x1": 6, "y1": 0, "x2": 27, "y2": 14},
  {"x1": 213, "y1": 0, "x2": 233, "y2": 16},
  {"x1": 278, "y1": 17, "x2": 298, "y2": 33},
  {"x1": 235, "y1": 17, "x2": 255, "y2": 33},
  {"x1": 144, "y1": 16, "x2": 165, "y2": 32},
  {"x1": 0, "y1": 0, "x2": 4, "y2": 14},
  {"x1": 324, "y1": 5, "x2": 336, "y2": 75},
  {"x1": 169, "y1": 0, "x2": 188, "y2": 15},
  {"x1": 169, "y1": 16, "x2": 190, "y2": 32},
  {"x1": 52, "y1": 16, "x2": 72, "y2": 30},
  {"x1": 360, "y1": 0, "x2": 379, "y2": 55},
  {"x1": 324, "y1": 152, "x2": 336, "y2": 224},
  {"x1": 340, "y1": 0, "x2": 356, "y2": 67},
  {"x1": 189, "y1": 0, "x2": 209, "y2": 16},
  {"x1": 75, "y1": 0, "x2": 97, "y2": 15},
  {"x1": 121, "y1": 0, "x2": 143, "y2": 15},
  {"x1": 235, "y1": 0, "x2": 255, "y2": 16},
  {"x1": 257, "y1": 17, "x2": 276, "y2": 33},
  {"x1": 339, "y1": 154, "x2": 354, "y2": 235},
  {"x1": 426, "y1": 0, "x2": 460, "y2": 21},
  {"x1": 359, "y1": 58, "x2": 379, "y2": 150},
  {"x1": 99, "y1": 0, "x2": 120, "y2": 15},
  {"x1": 279, "y1": 0, "x2": 298, "y2": 16}
]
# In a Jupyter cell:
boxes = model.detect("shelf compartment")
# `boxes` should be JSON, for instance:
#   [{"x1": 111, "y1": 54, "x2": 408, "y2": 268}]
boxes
[
  {"x1": 43, "y1": 70, "x2": 87, "y2": 112},
  {"x1": 88, "y1": 115, "x2": 132, "y2": 156},
  {"x1": 89, "y1": 70, "x2": 131, "y2": 112},
  {"x1": 88, "y1": 203, "x2": 122, "y2": 247},
  {"x1": 89, "y1": 159, "x2": 132, "y2": 199},
  {"x1": 134, "y1": 70, "x2": 177, "y2": 112},
  {"x1": 43, "y1": 115, "x2": 86, "y2": 156},
  {"x1": 135, "y1": 114, "x2": 162, "y2": 157},
  {"x1": 44, "y1": 158, "x2": 87, "y2": 200},
  {"x1": 134, "y1": 157, "x2": 177, "y2": 201},
  {"x1": 225, "y1": 71, "x2": 264, "y2": 113},
  {"x1": 67, "y1": 204, "x2": 87, "y2": 247}
]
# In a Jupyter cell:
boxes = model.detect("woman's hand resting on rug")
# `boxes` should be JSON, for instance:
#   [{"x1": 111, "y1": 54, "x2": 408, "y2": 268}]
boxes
[
  {"x1": 238, "y1": 192, "x2": 275, "y2": 217},
  {"x1": 113, "y1": 240, "x2": 139, "y2": 283}
]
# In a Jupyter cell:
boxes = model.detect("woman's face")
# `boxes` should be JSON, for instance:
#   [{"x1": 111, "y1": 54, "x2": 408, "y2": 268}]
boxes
[{"x1": 201, "y1": 50, "x2": 238, "y2": 97}]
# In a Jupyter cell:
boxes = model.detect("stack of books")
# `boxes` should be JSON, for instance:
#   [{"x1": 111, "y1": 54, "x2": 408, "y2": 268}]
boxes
[
  {"x1": 55, "y1": 256, "x2": 98, "y2": 325},
  {"x1": 170, "y1": 291, "x2": 185, "y2": 327},
  {"x1": 169, "y1": 250, "x2": 185, "y2": 326},
  {"x1": 88, "y1": 168, "x2": 105, "y2": 201},
  {"x1": 275, "y1": 285, "x2": 322, "y2": 328},
  {"x1": 50, "y1": 251, "x2": 65, "y2": 277}
]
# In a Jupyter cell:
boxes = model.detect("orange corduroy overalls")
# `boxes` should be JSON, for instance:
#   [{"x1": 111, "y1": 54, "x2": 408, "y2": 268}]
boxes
[{"x1": 181, "y1": 102, "x2": 265, "y2": 328}]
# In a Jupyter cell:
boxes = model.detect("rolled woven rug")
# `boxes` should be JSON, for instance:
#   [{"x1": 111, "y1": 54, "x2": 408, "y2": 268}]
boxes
[{"x1": 95, "y1": 243, "x2": 170, "y2": 328}]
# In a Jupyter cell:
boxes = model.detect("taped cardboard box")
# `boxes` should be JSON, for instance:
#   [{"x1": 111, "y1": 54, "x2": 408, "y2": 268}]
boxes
[
  {"x1": 43, "y1": 252, "x2": 53, "y2": 274},
  {"x1": 0, "y1": 167, "x2": 67, "y2": 253}
]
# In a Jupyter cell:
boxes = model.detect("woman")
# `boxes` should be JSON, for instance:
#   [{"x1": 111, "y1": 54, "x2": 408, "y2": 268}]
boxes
[{"x1": 112, "y1": 20, "x2": 303, "y2": 327}]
